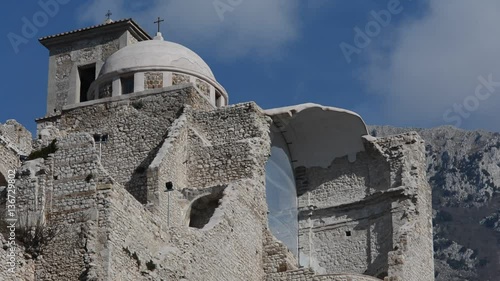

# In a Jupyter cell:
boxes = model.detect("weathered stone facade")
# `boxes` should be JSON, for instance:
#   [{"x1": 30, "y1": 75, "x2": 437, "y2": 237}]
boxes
[
  {"x1": 0, "y1": 120, "x2": 31, "y2": 184},
  {"x1": 144, "y1": 72, "x2": 164, "y2": 90},
  {"x1": 40, "y1": 19, "x2": 151, "y2": 113},
  {"x1": 195, "y1": 78, "x2": 211, "y2": 98},
  {"x1": 0, "y1": 19, "x2": 434, "y2": 281},
  {"x1": 172, "y1": 73, "x2": 191, "y2": 86},
  {"x1": 296, "y1": 134, "x2": 433, "y2": 279},
  {"x1": 98, "y1": 82, "x2": 113, "y2": 99},
  {"x1": 0, "y1": 121, "x2": 33, "y2": 280}
]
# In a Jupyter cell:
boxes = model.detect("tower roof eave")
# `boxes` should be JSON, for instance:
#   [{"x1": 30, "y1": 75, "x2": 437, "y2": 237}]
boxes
[{"x1": 39, "y1": 18, "x2": 152, "y2": 48}]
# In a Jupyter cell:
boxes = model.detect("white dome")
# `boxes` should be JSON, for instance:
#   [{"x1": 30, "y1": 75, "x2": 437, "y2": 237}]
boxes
[{"x1": 99, "y1": 39, "x2": 215, "y2": 80}]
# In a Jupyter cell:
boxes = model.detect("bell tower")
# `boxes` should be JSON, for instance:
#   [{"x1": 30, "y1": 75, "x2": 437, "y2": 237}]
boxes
[{"x1": 39, "y1": 19, "x2": 151, "y2": 114}]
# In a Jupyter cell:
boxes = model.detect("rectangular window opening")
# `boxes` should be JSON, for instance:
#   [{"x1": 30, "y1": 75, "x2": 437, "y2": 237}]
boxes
[
  {"x1": 121, "y1": 76, "x2": 134, "y2": 95},
  {"x1": 78, "y1": 64, "x2": 96, "y2": 103}
]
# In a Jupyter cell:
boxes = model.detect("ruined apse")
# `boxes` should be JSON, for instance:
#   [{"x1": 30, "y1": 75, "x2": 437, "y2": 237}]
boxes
[{"x1": 0, "y1": 18, "x2": 434, "y2": 281}]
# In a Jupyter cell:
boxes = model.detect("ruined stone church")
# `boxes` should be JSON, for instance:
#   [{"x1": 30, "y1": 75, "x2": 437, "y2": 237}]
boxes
[{"x1": 0, "y1": 18, "x2": 434, "y2": 281}]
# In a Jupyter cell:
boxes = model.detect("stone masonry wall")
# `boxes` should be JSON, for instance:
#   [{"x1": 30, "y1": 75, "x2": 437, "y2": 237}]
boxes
[
  {"x1": 189, "y1": 103, "x2": 267, "y2": 146},
  {"x1": 0, "y1": 234, "x2": 35, "y2": 281},
  {"x1": 51, "y1": 85, "x2": 213, "y2": 204},
  {"x1": 296, "y1": 133, "x2": 434, "y2": 281},
  {"x1": 100, "y1": 100, "x2": 273, "y2": 280},
  {"x1": 145, "y1": 112, "x2": 190, "y2": 227},
  {"x1": 144, "y1": 72, "x2": 164, "y2": 90},
  {"x1": 13, "y1": 96, "x2": 273, "y2": 280},
  {"x1": 99, "y1": 82, "x2": 113, "y2": 99},
  {"x1": 0, "y1": 120, "x2": 32, "y2": 155},
  {"x1": 104, "y1": 179, "x2": 271, "y2": 281},
  {"x1": 13, "y1": 133, "x2": 111, "y2": 280},
  {"x1": 102, "y1": 184, "x2": 170, "y2": 280},
  {"x1": 105, "y1": 101, "x2": 273, "y2": 280},
  {"x1": 267, "y1": 269, "x2": 384, "y2": 281},
  {"x1": 264, "y1": 229, "x2": 299, "y2": 274},
  {"x1": 145, "y1": 101, "x2": 271, "y2": 228},
  {"x1": 0, "y1": 120, "x2": 31, "y2": 185},
  {"x1": 0, "y1": 120, "x2": 34, "y2": 280},
  {"x1": 186, "y1": 103, "x2": 270, "y2": 188},
  {"x1": 368, "y1": 133, "x2": 434, "y2": 281},
  {"x1": 0, "y1": 141, "x2": 20, "y2": 185},
  {"x1": 297, "y1": 149, "x2": 392, "y2": 277},
  {"x1": 48, "y1": 32, "x2": 123, "y2": 112}
]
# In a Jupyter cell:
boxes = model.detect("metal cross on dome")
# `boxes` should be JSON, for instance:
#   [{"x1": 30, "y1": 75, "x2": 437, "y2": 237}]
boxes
[
  {"x1": 154, "y1": 17, "x2": 165, "y2": 33},
  {"x1": 105, "y1": 10, "x2": 112, "y2": 21}
]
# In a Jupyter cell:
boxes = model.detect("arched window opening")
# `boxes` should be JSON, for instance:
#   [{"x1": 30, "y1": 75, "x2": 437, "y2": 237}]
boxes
[
  {"x1": 265, "y1": 126, "x2": 298, "y2": 257},
  {"x1": 188, "y1": 187, "x2": 225, "y2": 229}
]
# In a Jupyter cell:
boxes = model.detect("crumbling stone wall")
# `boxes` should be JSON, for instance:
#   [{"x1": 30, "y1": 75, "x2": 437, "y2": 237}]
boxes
[
  {"x1": 144, "y1": 102, "x2": 271, "y2": 226},
  {"x1": 38, "y1": 85, "x2": 213, "y2": 204},
  {"x1": 0, "y1": 142, "x2": 19, "y2": 185},
  {"x1": 9, "y1": 76, "x2": 433, "y2": 280},
  {"x1": 0, "y1": 120, "x2": 31, "y2": 185},
  {"x1": 145, "y1": 111, "x2": 190, "y2": 227},
  {"x1": 189, "y1": 103, "x2": 267, "y2": 146},
  {"x1": 263, "y1": 229, "x2": 299, "y2": 274},
  {"x1": 0, "y1": 120, "x2": 32, "y2": 155},
  {"x1": 14, "y1": 97, "x2": 275, "y2": 280},
  {"x1": 104, "y1": 100, "x2": 273, "y2": 279},
  {"x1": 372, "y1": 133, "x2": 434, "y2": 281},
  {"x1": 106, "y1": 102, "x2": 273, "y2": 280},
  {"x1": 0, "y1": 234, "x2": 36, "y2": 281},
  {"x1": 186, "y1": 103, "x2": 270, "y2": 188},
  {"x1": 14, "y1": 133, "x2": 110, "y2": 280},
  {"x1": 0, "y1": 124, "x2": 35, "y2": 279},
  {"x1": 297, "y1": 147, "x2": 392, "y2": 277},
  {"x1": 93, "y1": 177, "x2": 272, "y2": 281},
  {"x1": 295, "y1": 133, "x2": 433, "y2": 281}
]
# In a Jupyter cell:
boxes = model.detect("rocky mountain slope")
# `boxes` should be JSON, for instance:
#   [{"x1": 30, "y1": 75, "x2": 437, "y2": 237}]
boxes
[{"x1": 369, "y1": 126, "x2": 500, "y2": 281}]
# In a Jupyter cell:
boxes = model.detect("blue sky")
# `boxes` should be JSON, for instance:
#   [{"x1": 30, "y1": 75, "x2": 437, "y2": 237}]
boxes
[{"x1": 2, "y1": 0, "x2": 500, "y2": 135}]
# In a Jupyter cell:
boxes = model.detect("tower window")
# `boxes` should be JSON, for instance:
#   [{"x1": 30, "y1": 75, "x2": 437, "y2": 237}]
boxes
[
  {"x1": 78, "y1": 64, "x2": 96, "y2": 102},
  {"x1": 121, "y1": 76, "x2": 134, "y2": 95}
]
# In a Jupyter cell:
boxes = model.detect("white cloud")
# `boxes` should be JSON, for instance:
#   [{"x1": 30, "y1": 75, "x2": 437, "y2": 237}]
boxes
[
  {"x1": 77, "y1": 0, "x2": 300, "y2": 59},
  {"x1": 362, "y1": 0, "x2": 500, "y2": 131}
]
